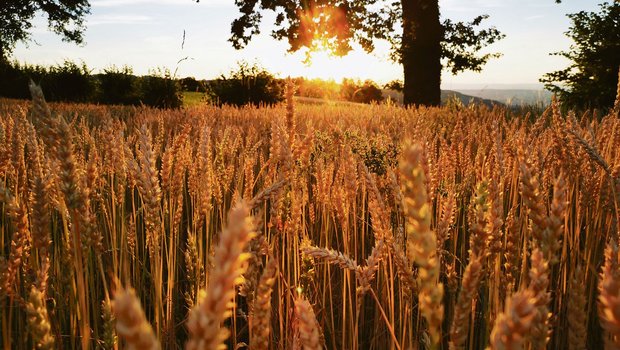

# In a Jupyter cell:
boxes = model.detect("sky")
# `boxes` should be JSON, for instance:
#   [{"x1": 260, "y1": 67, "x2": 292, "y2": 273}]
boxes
[{"x1": 11, "y1": 0, "x2": 602, "y2": 89}]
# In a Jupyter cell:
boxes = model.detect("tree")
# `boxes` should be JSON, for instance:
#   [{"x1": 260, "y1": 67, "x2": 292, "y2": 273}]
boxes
[
  {"x1": 207, "y1": 61, "x2": 284, "y2": 106},
  {"x1": 540, "y1": 2, "x2": 620, "y2": 110},
  {"x1": 384, "y1": 79, "x2": 403, "y2": 92},
  {"x1": 341, "y1": 78, "x2": 383, "y2": 104},
  {"x1": 213, "y1": 0, "x2": 504, "y2": 106},
  {"x1": 139, "y1": 68, "x2": 184, "y2": 109},
  {"x1": 0, "y1": 0, "x2": 90, "y2": 60},
  {"x1": 98, "y1": 65, "x2": 140, "y2": 105},
  {"x1": 180, "y1": 76, "x2": 207, "y2": 92}
]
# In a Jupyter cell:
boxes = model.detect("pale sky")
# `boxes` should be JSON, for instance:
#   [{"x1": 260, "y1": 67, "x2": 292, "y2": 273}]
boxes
[{"x1": 11, "y1": 0, "x2": 602, "y2": 88}]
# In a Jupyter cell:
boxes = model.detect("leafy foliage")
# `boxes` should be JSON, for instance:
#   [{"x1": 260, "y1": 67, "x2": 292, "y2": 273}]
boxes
[
  {"x1": 441, "y1": 15, "x2": 505, "y2": 74},
  {"x1": 138, "y1": 68, "x2": 184, "y2": 109},
  {"x1": 340, "y1": 79, "x2": 383, "y2": 104},
  {"x1": 295, "y1": 77, "x2": 340, "y2": 100},
  {"x1": 43, "y1": 60, "x2": 97, "y2": 102},
  {"x1": 0, "y1": 60, "x2": 43, "y2": 98},
  {"x1": 98, "y1": 65, "x2": 140, "y2": 105},
  {"x1": 0, "y1": 0, "x2": 90, "y2": 59},
  {"x1": 207, "y1": 61, "x2": 284, "y2": 106},
  {"x1": 221, "y1": 0, "x2": 503, "y2": 74},
  {"x1": 0, "y1": 60, "x2": 185, "y2": 108},
  {"x1": 540, "y1": 2, "x2": 620, "y2": 110},
  {"x1": 180, "y1": 77, "x2": 207, "y2": 92},
  {"x1": 0, "y1": 60, "x2": 95, "y2": 102},
  {"x1": 384, "y1": 80, "x2": 403, "y2": 92}
]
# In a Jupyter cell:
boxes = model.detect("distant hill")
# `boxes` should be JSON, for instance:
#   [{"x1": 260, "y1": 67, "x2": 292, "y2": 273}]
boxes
[
  {"x1": 453, "y1": 89, "x2": 553, "y2": 107},
  {"x1": 441, "y1": 90, "x2": 504, "y2": 108},
  {"x1": 382, "y1": 89, "x2": 504, "y2": 107}
]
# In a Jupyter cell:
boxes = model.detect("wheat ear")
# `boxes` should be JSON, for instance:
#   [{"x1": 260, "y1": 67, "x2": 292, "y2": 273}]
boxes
[
  {"x1": 26, "y1": 286, "x2": 55, "y2": 350},
  {"x1": 489, "y1": 289, "x2": 536, "y2": 350},
  {"x1": 250, "y1": 254, "x2": 277, "y2": 350},
  {"x1": 294, "y1": 296, "x2": 322, "y2": 350},
  {"x1": 400, "y1": 144, "x2": 443, "y2": 347},
  {"x1": 185, "y1": 201, "x2": 255, "y2": 350},
  {"x1": 112, "y1": 286, "x2": 160, "y2": 350},
  {"x1": 598, "y1": 240, "x2": 620, "y2": 349}
]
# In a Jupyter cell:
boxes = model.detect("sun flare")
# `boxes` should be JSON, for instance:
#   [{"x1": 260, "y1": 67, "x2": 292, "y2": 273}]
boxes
[{"x1": 297, "y1": 44, "x2": 349, "y2": 81}]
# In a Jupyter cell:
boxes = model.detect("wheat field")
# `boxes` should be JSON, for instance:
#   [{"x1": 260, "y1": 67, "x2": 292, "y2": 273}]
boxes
[{"x1": 1, "y1": 80, "x2": 620, "y2": 350}]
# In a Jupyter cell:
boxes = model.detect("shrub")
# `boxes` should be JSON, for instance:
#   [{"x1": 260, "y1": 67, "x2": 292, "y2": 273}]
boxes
[
  {"x1": 207, "y1": 61, "x2": 283, "y2": 106},
  {"x1": 296, "y1": 77, "x2": 340, "y2": 100},
  {"x1": 98, "y1": 65, "x2": 140, "y2": 105},
  {"x1": 341, "y1": 79, "x2": 384, "y2": 104},
  {"x1": 42, "y1": 60, "x2": 97, "y2": 103},
  {"x1": 0, "y1": 60, "x2": 96, "y2": 103},
  {"x1": 180, "y1": 77, "x2": 206, "y2": 92},
  {"x1": 137, "y1": 68, "x2": 183, "y2": 109},
  {"x1": 383, "y1": 80, "x2": 404, "y2": 92},
  {"x1": 0, "y1": 60, "x2": 46, "y2": 99}
]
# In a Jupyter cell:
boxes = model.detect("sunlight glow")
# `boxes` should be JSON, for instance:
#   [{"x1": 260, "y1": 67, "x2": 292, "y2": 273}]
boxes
[
  {"x1": 294, "y1": 48, "x2": 352, "y2": 81},
  {"x1": 283, "y1": 3, "x2": 358, "y2": 81}
]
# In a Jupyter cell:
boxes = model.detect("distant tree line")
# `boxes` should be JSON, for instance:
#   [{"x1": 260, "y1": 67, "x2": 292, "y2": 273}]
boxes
[
  {"x1": 0, "y1": 60, "x2": 389, "y2": 108},
  {"x1": 203, "y1": 62, "x2": 386, "y2": 106},
  {"x1": 293, "y1": 77, "x2": 384, "y2": 104},
  {"x1": 0, "y1": 60, "x2": 184, "y2": 108}
]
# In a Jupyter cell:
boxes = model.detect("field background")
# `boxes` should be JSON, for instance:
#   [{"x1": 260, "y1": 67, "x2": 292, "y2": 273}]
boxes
[{"x1": 0, "y1": 85, "x2": 619, "y2": 349}]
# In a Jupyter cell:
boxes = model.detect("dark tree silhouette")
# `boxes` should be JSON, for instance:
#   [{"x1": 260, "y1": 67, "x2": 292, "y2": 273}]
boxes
[
  {"x1": 207, "y1": 0, "x2": 504, "y2": 106},
  {"x1": 0, "y1": 0, "x2": 90, "y2": 60},
  {"x1": 540, "y1": 2, "x2": 620, "y2": 110},
  {"x1": 207, "y1": 61, "x2": 284, "y2": 106}
]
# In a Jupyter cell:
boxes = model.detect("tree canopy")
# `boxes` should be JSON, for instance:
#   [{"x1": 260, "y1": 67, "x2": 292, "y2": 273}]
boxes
[
  {"x1": 0, "y1": 0, "x2": 90, "y2": 60},
  {"x1": 541, "y1": 2, "x2": 620, "y2": 110},
  {"x1": 215, "y1": 0, "x2": 504, "y2": 106},
  {"x1": 225, "y1": 0, "x2": 503, "y2": 68}
]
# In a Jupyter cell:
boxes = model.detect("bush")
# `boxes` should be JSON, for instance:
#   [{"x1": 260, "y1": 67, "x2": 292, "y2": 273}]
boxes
[
  {"x1": 207, "y1": 61, "x2": 284, "y2": 106},
  {"x1": 180, "y1": 77, "x2": 206, "y2": 92},
  {"x1": 341, "y1": 79, "x2": 384, "y2": 104},
  {"x1": 98, "y1": 65, "x2": 140, "y2": 105},
  {"x1": 296, "y1": 77, "x2": 340, "y2": 100},
  {"x1": 137, "y1": 68, "x2": 183, "y2": 109},
  {"x1": 0, "y1": 60, "x2": 46, "y2": 99},
  {"x1": 42, "y1": 60, "x2": 97, "y2": 103},
  {"x1": 0, "y1": 61, "x2": 185, "y2": 108},
  {"x1": 0, "y1": 60, "x2": 96, "y2": 103}
]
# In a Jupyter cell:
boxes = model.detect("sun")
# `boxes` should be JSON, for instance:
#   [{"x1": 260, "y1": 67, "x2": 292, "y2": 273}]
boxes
[
  {"x1": 297, "y1": 44, "x2": 349, "y2": 81},
  {"x1": 284, "y1": 4, "x2": 354, "y2": 81}
]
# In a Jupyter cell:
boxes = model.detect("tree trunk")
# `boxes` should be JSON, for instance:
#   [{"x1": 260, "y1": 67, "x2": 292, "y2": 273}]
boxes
[{"x1": 401, "y1": 0, "x2": 442, "y2": 106}]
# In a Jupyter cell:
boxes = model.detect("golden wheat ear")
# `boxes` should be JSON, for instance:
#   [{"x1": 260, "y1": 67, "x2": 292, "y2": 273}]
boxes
[
  {"x1": 489, "y1": 289, "x2": 536, "y2": 350},
  {"x1": 112, "y1": 286, "x2": 160, "y2": 350},
  {"x1": 294, "y1": 296, "x2": 322, "y2": 350},
  {"x1": 400, "y1": 143, "x2": 444, "y2": 347},
  {"x1": 28, "y1": 81, "x2": 51, "y2": 120},
  {"x1": 25, "y1": 286, "x2": 55, "y2": 350},
  {"x1": 185, "y1": 201, "x2": 255, "y2": 350},
  {"x1": 450, "y1": 254, "x2": 483, "y2": 349},
  {"x1": 250, "y1": 254, "x2": 278, "y2": 350},
  {"x1": 598, "y1": 240, "x2": 620, "y2": 349}
]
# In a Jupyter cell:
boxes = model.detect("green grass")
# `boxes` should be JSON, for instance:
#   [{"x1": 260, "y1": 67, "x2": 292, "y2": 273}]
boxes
[{"x1": 182, "y1": 91, "x2": 207, "y2": 107}]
